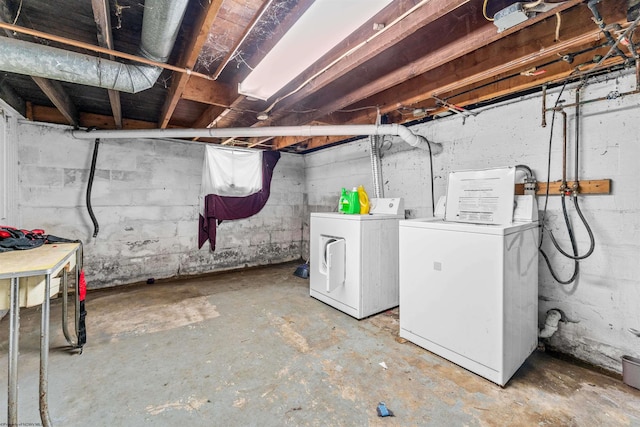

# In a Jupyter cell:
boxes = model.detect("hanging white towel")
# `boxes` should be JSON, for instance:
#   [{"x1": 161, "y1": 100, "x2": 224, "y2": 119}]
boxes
[{"x1": 201, "y1": 146, "x2": 263, "y2": 197}]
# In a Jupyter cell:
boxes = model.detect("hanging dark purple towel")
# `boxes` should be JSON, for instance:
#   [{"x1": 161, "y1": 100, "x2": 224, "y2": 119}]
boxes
[{"x1": 198, "y1": 151, "x2": 281, "y2": 251}]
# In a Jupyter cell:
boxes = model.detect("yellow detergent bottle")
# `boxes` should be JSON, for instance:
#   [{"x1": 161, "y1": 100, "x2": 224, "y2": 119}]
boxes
[{"x1": 357, "y1": 185, "x2": 370, "y2": 214}]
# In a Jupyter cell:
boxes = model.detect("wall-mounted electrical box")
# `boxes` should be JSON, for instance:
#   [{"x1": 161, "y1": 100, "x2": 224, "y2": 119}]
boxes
[{"x1": 494, "y1": 3, "x2": 529, "y2": 33}]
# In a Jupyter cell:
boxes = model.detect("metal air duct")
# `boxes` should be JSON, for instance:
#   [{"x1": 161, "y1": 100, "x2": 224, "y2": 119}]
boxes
[{"x1": 0, "y1": 0, "x2": 188, "y2": 93}]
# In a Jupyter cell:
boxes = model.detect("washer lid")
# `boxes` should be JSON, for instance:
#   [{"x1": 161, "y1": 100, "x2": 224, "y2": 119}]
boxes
[
  {"x1": 311, "y1": 212, "x2": 403, "y2": 220},
  {"x1": 400, "y1": 218, "x2": 538, "y2": 235}
]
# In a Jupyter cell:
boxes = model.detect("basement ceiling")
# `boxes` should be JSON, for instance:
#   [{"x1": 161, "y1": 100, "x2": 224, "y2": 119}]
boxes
[{"x1": 0, "y1": 0, "x2": 637, "y2": 152}]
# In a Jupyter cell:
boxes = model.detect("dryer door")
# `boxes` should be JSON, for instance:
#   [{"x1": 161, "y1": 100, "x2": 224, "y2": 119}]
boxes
[{"x1": 325, "y1": 238, "x2": 345, "y2": 293}]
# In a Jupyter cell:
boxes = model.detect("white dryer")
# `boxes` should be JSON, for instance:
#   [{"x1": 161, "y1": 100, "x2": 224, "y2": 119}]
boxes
[
  {"x1": 310, "y1": 198, "x2": 404, "y2": 319},
  {"x1": 399, "y1": 218, "x2": 539, "y2": 386},
  {"x1": 398, "y1": 167, "x2": 539, "y2": 386}
]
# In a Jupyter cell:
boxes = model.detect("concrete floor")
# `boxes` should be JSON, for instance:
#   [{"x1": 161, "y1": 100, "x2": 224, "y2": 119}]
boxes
[{"x1": 1, "y1": 262, "x2": 640, "y2": 426}]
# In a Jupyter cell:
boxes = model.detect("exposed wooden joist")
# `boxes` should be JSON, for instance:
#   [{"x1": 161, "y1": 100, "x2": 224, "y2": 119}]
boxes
[
  {"x1": 274, "y1": 0, "x2": 585, "y2": 129},
  {"x1": 343, "y1": 6, "x2": 629, "y2": 120},
  {"x1": 231, "y1": 0, "x2": 317, "y2": 86},
  {"x1": 201, "y1": 0, "x2": 317, "y2": 133},
  {"x1": 273, "y1": 1, "x2": 628, "y2": 150},
  {"x1": 182, "y1": 76, "x2": 234, "y2": 107},
  {"x1": 31, "y1": 78, "x2": 79, "y2": 126},
  {"x1": 439, "y1": 50, "x2": 625, "y2": 111},
  {"x1": 159, "y1": 0, "x2": 224, "y2": 128},
  {"x1": 191, "y1": 104, "x2": 228, "y2": 129},
  {"x1": 0, "y1": 80, "x2": 26, "y2": 116},
  {"x1": 30, "y1": 105, "x2": 159, "y2": 130},
  {"x1": 212, "y1": 0, "x2": 279, "y2": 80},
  {"x1": 272, "y1": 115, "x2": 374, "y2": 150},
  {"x1": 267, "y1": 0, "x2": 471, "y2": 117},
  {"x1": 91, "y1": 0, "x2": 122, "y2": 129}
]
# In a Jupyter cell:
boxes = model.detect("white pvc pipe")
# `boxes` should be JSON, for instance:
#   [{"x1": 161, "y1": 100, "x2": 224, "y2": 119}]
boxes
[
  {"x1": 70, "y1": 124, "x2": 443, "y2": 154},
  {"x1": 539, "y1": 309, "x2": 562, "y2": 338}
]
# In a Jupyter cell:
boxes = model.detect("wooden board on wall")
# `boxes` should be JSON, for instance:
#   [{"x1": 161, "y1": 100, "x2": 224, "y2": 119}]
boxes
[{"x1": 515, "y1": 179, "x2": 611, "y2": 195}]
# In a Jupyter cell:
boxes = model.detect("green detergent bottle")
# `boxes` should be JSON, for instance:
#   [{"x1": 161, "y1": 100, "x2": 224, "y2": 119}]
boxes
[
  {"x1": 345, "y1": 187, "x2": 360, "y2": 214},
  {"x1": 339, "y1": 188, "x2": 349, "y2": 213}
]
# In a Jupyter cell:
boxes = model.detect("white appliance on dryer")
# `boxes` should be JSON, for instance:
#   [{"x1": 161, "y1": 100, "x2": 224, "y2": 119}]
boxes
[
  {"x1": 399, "y1": 167, "x2": 539, "y2": 386},
  {"x1": 310, "y1": 198, "x2": 404, "y2": 319}
]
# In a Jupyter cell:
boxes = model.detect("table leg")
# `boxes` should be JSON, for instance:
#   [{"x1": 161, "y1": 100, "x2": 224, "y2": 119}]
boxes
[
  {"x1": 61, "y1": 249, "x2": 81, "y2": 347},
  {"x1": 8, "y1": 277, "x2": 20, "y2": 426},
  {"x1": 61, "y1": 267, "x2": 76, "y2": 346},
  {"x1": 39, "y1": 274, "x2": 52, "y2": 427}
]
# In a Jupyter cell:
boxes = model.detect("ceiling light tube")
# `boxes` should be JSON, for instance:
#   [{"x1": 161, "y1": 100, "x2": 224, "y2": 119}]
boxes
[{"x1": 238, "y1": 0, "x2": 393, "y2": 101}]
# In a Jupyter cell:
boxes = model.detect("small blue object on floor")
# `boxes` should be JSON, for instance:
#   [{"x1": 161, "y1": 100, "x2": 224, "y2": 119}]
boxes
[
  {"x1": 293, "y1": 262, "x2": 309, "y2": 279},
  {"x1": 376, "y1": 402, "x2": 394, "y2": 417}
]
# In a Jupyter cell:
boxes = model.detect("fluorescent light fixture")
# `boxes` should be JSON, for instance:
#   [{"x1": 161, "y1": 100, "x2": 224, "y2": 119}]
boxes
[{"x1": 238, "y1": 0, "x2": 393, "y2": 101}]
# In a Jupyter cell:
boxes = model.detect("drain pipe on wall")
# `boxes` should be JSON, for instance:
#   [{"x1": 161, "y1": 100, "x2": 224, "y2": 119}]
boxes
[
  {"x1": 539, "y1": 309, "x2": 563, "y2": 339},
  {"x1": 70, "y1": 124, "x2": 444, "y2": 155}
]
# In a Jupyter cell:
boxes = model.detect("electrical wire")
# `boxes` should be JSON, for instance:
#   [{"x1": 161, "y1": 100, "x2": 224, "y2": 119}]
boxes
[
  {"x1": 425, "y1": 135, "x2": 435, "y2": 216},
  {"x1": 482, "y1": 0, "x2": 494, "y2": 21}
]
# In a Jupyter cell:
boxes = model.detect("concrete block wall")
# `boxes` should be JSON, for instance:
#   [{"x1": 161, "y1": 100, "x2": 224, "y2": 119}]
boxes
[
  {"x1": 15, "y1": 122, "x2": 304, "y2": 288},
  {"x1": 303, "y1": 70, "x2": 640, "y2": 373}
]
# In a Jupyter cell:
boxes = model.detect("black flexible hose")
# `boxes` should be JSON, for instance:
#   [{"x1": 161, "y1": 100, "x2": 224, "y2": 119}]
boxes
[
  {"x1": 540, "y1": 245, "x2": 579, "y2": 284},
  {"x1": 546, "y1": 195, "x2": 596, "y2": 260},
  {"x1": 539, "y1": 194, "x2": 580, "y2": 284},
  {"x1": 539, "y1": 81, "x2": 580, "y2": 284},
  {"x1": 426, "y1": 136, "x2": 435, "y2": 216},
  {"x1": 515, "y1": 164, "x2": 533, "y2": 178},
  {"x1": 87, "y1": 138, "x2": 100, "y2": 238}
]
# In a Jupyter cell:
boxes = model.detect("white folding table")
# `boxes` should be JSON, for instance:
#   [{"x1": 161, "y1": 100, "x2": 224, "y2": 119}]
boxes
[{"x1": 1, "y1": 242, "x2": 82, "y2": 427}]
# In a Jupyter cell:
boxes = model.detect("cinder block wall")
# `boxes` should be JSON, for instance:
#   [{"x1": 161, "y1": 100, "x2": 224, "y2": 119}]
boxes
[
  {"x1": 16, "y1": 123, "x2": 305, "y2": 288},
  {"x1": 303, "y1": 70, "x2": 640, "y2": 373}
]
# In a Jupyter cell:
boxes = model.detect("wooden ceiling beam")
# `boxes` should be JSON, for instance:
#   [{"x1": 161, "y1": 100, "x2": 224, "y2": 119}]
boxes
[
  {"x1": 91, "y1": 0, "x2": 122, "y2": 129},
  {"x1": 31, "y1": 78, "x2": 79, "y2": 126},
  {"x1": 273, "y1": 2, "x2": 628, "y2": 150},
  {"x1": 272, "y1": 116, "x2": 373, "y2": 150},
  {"x1": 158, "y1": 0, "x2": 224, "y2": 128},
  {"x1": 268, "y1": 0, "x2": 471, "y2": 117},
  {"x1": 30, "y1": 105, "x2": 159, "y2": 130},
  {"x1": 212, "y1": 0, "x2": 279, "y2": 80},
  {"x1": 430, "y1": 51, "x2": 626, "y2": 116},
  {"x1": 0, "y1": 80, "x2": 26, "y2": 116},
  {"x1": 342, "y1": 7, "x2": 629, "y2": 122},
  {"x1": 182, "y1": 76, "x2": 234, "y2": 107},
  {"x1": 191, "y1": 105, "x2": 228, "y2": 129},
  {"x1": 274, "y1": 0, "x2": 585, "y2": 128},
  {"x1": 231, "y1": 0, "x2": 317, "y2": 85}
]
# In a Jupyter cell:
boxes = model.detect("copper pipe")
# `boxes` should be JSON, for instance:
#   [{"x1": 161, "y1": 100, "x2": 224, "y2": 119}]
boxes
[
  {"x1": 541, "y1": 85, "x2": 547, "y2": 127},
  {"x1": 559, "y1": 109, "x2": 568, "y2": 191}
]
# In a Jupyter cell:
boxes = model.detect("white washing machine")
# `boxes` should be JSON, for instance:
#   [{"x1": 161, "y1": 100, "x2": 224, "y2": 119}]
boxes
[
  {"x1": 310, "y1": 198, "x2": 404, "y2": 319},
  {"x1": 399, "y1": 214, "x2": 539, "y2": 386}
]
